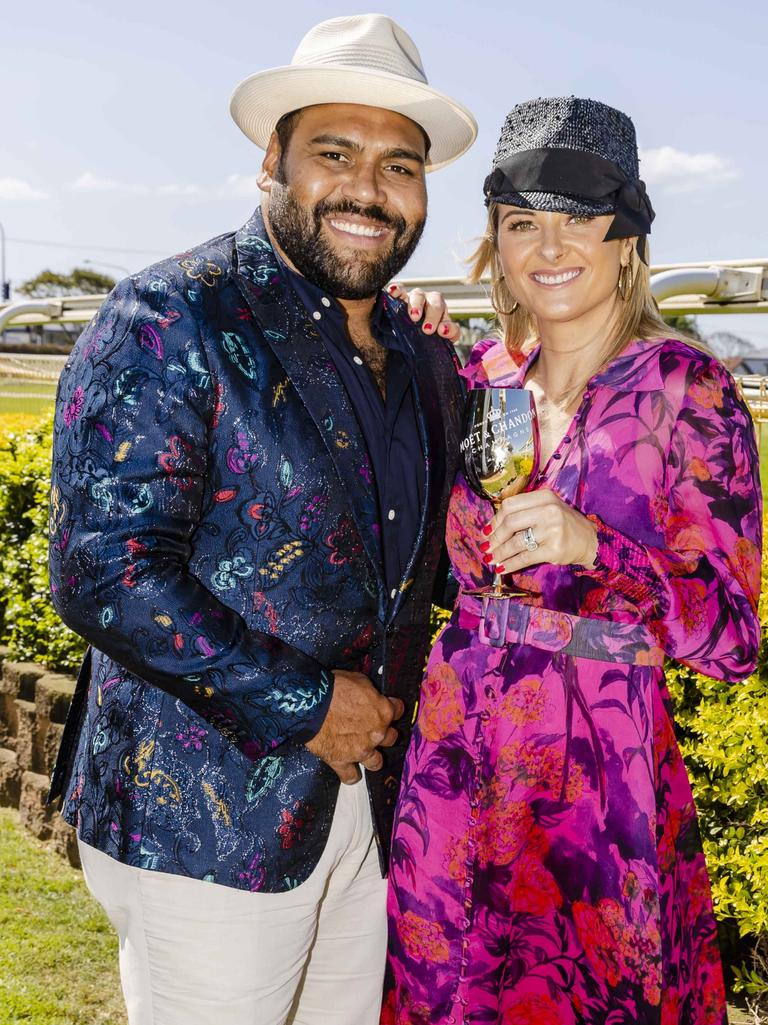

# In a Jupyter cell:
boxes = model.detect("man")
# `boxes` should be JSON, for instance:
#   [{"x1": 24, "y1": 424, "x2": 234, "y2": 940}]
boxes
[{"x1": 47, "y1": 13, "x2": 476, "y2": 1025}]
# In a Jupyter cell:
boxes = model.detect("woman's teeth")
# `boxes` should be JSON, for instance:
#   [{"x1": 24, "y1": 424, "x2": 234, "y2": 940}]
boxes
[{"x1": 532, "y1": 269, "x2": 581, "y2": 285}]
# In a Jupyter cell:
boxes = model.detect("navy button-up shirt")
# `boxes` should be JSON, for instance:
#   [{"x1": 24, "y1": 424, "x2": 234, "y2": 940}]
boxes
[{"x1": 279, "y1": 259, "x2": 425, "y2": 606}]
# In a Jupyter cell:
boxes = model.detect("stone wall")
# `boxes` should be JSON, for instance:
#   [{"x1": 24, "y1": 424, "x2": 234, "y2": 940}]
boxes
[{"x1": 0, "y1": 647, "x2": 79, "y2": 865}]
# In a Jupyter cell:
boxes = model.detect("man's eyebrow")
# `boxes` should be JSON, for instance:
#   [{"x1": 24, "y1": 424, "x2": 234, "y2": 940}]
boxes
[
  {"x1": 384, "y1": 147, "x2": 425, "y2": 165},
  {"x1": 309, "y1": 134, "x2": 361, "y2": 151}
]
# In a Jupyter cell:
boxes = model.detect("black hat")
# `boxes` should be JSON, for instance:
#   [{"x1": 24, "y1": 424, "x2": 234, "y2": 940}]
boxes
[{"x1": 483, "y1": 97, "x2": 654, "y2": 258}]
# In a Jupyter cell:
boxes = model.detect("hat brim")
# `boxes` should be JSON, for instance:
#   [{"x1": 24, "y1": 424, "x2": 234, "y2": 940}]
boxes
[
  {"x1": 491, "y1": 190, "x2": 615, "y2": 217},
  {"x1": 230, "y1": 65, "x2": 477, "y2": 172}
]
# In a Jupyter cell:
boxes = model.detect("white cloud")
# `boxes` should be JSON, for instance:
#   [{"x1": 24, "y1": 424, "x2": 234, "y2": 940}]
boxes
[
  {"x1": 69, "y1": 171, "x2": 259, "y2": 200},
  {"x1": 71, "y1": 172, "x2": 149, "y2": 194},
  {"x1": 639, "y1": 146, "x2": 739, "y2": 191},
  {"x1": 157, "y1": 183, "x2": 203, "y2": 197},
  {"x1": 0, "y1": 177, "x2": 49, "y2": 200},
  {"x1": 222, "y1": 173, "x2": 259, "y2": 197}
]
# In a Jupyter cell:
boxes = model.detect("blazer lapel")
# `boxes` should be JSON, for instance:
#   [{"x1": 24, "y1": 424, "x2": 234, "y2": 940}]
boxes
[
  {"x1": 388, "y1": 313, "x2": 450, "y2": 617},
  {"x1": 233, "y1": 210, "x2": 385, "y2": 599}
]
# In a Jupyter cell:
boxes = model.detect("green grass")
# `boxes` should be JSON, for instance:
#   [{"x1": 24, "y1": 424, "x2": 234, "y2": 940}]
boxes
[
  {"x1": 0, "y1": 809, "x2": 126, "y2": 1025},
  {"x1": 0, "y1": 378, "x2": 56, "y2": 418},
  {"x1": 0, "y1": 380, "x2": 57, "y2": 396}
]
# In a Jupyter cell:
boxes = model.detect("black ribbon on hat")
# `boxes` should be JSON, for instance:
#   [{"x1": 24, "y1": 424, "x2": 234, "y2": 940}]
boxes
[{"x1": 484, "y1": 147, "x2": 655, "y2": 260}]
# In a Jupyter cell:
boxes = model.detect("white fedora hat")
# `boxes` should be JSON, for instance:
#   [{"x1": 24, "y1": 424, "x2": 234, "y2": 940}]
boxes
[{"x1": 230, "y1": 13, "x2": 477, "y2": 172}]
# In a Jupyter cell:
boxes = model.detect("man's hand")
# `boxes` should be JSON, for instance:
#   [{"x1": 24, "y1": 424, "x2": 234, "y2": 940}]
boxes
[{"x1": 305, "y1": 671, "x2": 405, "y2": 785}]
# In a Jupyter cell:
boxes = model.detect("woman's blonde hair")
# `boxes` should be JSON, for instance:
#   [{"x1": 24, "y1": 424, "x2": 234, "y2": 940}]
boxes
[{"x1": 467, "y1": 203, "x2": 702, "y2": 404}]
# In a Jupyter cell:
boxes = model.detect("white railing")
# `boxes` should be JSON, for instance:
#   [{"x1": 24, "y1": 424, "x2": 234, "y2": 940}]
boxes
[{"x1": 399, "y1": 259, "x2": 768, "y2": 318}]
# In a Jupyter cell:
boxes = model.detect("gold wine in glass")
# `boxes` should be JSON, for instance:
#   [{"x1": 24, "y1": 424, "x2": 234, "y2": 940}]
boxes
[{"x1": 460, "y1": 387, "x2": 540, "y2": 598}]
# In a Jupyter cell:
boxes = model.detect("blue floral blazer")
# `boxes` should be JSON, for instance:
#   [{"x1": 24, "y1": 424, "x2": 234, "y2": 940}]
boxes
[{"x1": 48, "y1": 209, "x2": 464, "y2": 891}]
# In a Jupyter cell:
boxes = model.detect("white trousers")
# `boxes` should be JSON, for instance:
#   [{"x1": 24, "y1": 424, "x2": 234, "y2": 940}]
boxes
[{"x1": 78, "y1": 778, "x2": 388, "y2": 1025}]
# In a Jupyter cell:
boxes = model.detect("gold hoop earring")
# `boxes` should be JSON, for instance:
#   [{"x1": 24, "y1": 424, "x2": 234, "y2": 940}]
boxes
[
  {"x1": 490, "y1": 277, "x2": 520, "y2": 317},
  {"x1": 618, "y1": 262, "x2": 634, "y2": 301},
  {"x1": 493, "y1": 299, "x2": 520, "y2": 316}
]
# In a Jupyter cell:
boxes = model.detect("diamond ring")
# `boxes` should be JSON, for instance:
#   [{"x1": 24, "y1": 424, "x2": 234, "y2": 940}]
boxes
[{"x1": 523, "y1": 527, "x2": 539, "y2": 552}]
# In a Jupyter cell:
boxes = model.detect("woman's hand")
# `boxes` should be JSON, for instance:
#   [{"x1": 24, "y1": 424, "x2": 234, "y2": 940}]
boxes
[
  {"x1": 386, "y1": 282, "x2": 461, "y2": 342},
  {"x1": 483, "y1": 490, "x2": 598, "y2": 574}
]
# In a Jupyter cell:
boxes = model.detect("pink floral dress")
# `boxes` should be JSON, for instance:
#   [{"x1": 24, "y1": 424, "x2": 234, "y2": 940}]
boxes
[{"x1": 383, "y1": 337, "x2": 762, "y2": 1025}]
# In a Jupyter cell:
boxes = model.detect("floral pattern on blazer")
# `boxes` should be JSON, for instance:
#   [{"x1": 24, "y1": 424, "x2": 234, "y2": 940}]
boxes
[{"x1": 48, "y1": 209, "x2": 464, "y2": 891}]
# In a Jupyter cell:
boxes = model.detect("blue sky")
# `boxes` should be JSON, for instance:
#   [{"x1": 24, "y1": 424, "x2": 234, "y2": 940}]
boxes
[{"x1": 2, "y1": 0, "x2": 767, "y2": 344}]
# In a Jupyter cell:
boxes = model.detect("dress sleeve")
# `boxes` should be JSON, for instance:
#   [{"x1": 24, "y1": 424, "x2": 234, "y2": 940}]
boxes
[
  {"x1": 578, "y1": 361, "x2": 762, "y2": 681},
  {"x1": 460, "y1": 337, "x2": 501, "y2": 387},
  {"x1": 49, "y1": 276, "x2": 334, "y2": 761}
]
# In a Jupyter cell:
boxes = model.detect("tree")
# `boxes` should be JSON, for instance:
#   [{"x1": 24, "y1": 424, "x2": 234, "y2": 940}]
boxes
[
  {"x1": 662, "y1": 314, "x2": 704, "y2": 340},
  {"x1": 17, "y1": 267, "x2": 116, "y2": 298}
]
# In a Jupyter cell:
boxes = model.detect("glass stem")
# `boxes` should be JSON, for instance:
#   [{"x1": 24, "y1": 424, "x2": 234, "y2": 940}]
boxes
[{"x1": 491, "y1": 497, "x2": 503, "y2": 592}]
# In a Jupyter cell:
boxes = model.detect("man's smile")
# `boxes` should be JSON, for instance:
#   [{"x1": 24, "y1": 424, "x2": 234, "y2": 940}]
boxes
[{"x1": 325, "y1": 215, "x2": 392, "y2": 248}]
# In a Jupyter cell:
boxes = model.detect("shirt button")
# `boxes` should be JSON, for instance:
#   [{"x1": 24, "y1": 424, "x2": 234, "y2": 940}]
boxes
[
  {"x1": 353, "y1": 355, "x2": 364, "y2": 366},
  {"x1": 388, "y1": 509, "x2": 396, "y2": 521},
  {"x1": 390, "y1": 588, "x2": 397, "y2": 599},
  {"x1": 321, "y1": 297, "x2": 331, "y2": 307},
  {"x1": 312, "y1": 311, "x2": 322, "y2": 321},
  {"x1": 377, "y1": 665, "x2": 384, "y2": 676}
]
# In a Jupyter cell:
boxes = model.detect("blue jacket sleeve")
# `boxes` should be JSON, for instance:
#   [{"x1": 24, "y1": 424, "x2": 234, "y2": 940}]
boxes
[{"x1": 48, "y1": 276, "x2": 333, "y2": 760}]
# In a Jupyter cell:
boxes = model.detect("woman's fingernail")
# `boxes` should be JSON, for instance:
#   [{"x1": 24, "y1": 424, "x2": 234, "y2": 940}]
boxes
[
  {"x1": 479, "y1": 540, "x2": 490, "y2": 552},
  {"x1": 483, "y1": 553, "x2": 494, "y2": 565},
  {"x1": 496, "y1": 564, "x2": 506, "y2": 573},
  {"x1": 423, "y1": 323, "x2": 433, "y2": 331},
  {"x1": 388, "y1": 284, "x2": 398, "y2": 293},
  {"x1": 441, "y1": 324, "x2": 450, "y2": 334},
  {"x1": 482, "y1": 523, "x2": 493, "y2": 536},
  {"x1": 410, "y1": 308, "x2": 419, "y2": 316}
]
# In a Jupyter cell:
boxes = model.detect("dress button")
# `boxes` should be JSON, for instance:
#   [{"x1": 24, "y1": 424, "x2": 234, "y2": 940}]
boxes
[
  {"x1": 484, "y1": 685, "x2": 495, "y2": 699},
  {"x1": 388, "y1": 509, "x2": 396, "y2": 521},
  {"x1": 312, "y1": 311, "x2": 322, "y2": 321},
  {"x1": 321, "y1": 297, "x2": 331, "y2": 307},
  {"x1": 563, "y1": 435, "x2": 572, "y2": 443},
  {"x1": 553, "y1": 452, "x2": 561, "y2": 460},
  {"x1": 377, "y1": 665, "x2": 384, "y2": 676},
  {"x1": 353, "y1": 355, "x2": 364, "y2": 366}
]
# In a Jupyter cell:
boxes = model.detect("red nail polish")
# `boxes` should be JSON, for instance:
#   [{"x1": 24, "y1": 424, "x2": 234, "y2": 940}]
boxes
[
  {"x1": 496, "y1": 564, "x2": 506, "y2": 573},
  {"x1": 479, "y1": 540, "x2": 490, "y2": 552},
  {"x1": 410, "y1": 308, "x2": 419, "y2": 316},
  {"x1": 482, "y1": 524, "x2": 493, "y2": 536},
  {"x1": 423, "y1": 323, "x2": 433, "y2": 331},
  {"x1": 483, "y1": 553, "x2": 493, "y2": 564},
  {"x1": 388, "y1": 284, "x2": 398, "y2": 293},
  {"x1": 441, "y1": 324, "x2": 450, "y2": 334}
]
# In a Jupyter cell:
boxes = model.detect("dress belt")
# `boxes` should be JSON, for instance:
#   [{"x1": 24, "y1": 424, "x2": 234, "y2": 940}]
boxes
[{"x1": 456, "y1": 591, "x2": 664, "y2": 665}]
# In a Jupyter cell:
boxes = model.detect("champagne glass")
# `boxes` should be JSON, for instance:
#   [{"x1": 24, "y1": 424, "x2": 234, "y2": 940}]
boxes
[{"x1": 460, "y1": 387, "x2": 540, "y2": 598}]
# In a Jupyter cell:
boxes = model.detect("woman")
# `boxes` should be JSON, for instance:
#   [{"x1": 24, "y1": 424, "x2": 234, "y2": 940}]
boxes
[{"x1": 383, "y1": 97, "x2": 762, "y2": 1025}]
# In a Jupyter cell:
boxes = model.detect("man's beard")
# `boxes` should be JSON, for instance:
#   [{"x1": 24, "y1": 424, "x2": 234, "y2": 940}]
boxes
[{"x1": 268, "y1": 185, "x2": 426, "y2": 300}]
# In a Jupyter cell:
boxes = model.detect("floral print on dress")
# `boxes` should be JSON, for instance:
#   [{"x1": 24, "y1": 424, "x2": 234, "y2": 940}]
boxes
[{"x1": 384, "y1": 337, "x2": 761, "y2": 1024}]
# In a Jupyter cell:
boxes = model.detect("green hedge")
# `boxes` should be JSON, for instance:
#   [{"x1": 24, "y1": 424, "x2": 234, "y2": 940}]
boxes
[
  {"x1": 1, "y1": 415, "x2": 765, "y2": 1001},
  {"x1": 0, "y1": 415, "x2": 85, "y2": 672}
]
